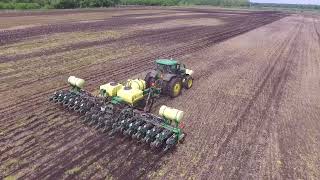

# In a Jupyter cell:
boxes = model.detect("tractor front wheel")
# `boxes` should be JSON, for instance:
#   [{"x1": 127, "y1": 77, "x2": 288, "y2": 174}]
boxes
[
  {"x1": 183, "y1": 75, "x2": 193, "y2": 89},
  {"x1": 168, "y1": 77, "x2": 182, "y2": 98}
]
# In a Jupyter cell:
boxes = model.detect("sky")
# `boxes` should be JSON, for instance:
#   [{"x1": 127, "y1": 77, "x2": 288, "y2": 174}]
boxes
[{"x1": 250, "y1": 0, "x2": 320, "y2": 5}]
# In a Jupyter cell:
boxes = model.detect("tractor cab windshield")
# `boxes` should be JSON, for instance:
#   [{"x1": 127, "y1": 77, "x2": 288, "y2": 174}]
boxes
[
  {"x1": 157, "y1": 64, "x2": 176, "y2": 73},
  {"x1": 177, "y1": 64, "x2": 186, "y2": 72},
  {"x1": 156, "y1": 59, "x2": 179, "y2": 74}
]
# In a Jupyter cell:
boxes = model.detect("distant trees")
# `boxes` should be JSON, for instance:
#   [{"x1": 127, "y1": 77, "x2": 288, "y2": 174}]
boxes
[
  {"x1": 49, "y1": 0, "x2": 120, "y2": 9},
  {"x1": 250, "y1": 3, "x2": 320, "y2": 10},
  {"x1": 6, "y1": 0, "x2": 320, "y2": 10},
  {"x1": 182, "y1": 0, "x2": 249, "y2": 6},
  {"x1": 121, "y1": 0, "x2": 179, "y2": 6},
  {"x1": 50, "y1": 0, "x2": 79, "y2": 9},
  {"x1": 121, "y1": 0, "x2": 249, "y2": 6},
  {"x1": 79, "y1": 0, "x2": 120, "y2": 7},
  {"x1": 0, "y1": 0, "x2": 121, "y2": 9},
  {"x1": 0, "y1": 0, "x2": 41, "y2": 9},
  {"x1": 0, "y1": 0, "x2": 250, "y2": 9}
]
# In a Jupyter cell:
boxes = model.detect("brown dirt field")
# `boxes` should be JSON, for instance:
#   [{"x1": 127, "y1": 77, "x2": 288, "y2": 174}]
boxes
[
  {"x1": 0, "y1": 8, "x2": 178, "y2": 29},
  {"x1": 0, "y1": 7, "x2": 319, "y2": 180}
]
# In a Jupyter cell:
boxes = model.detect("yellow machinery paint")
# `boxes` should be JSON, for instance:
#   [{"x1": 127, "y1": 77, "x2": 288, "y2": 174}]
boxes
[
  {"x1": 100, "y1": 82, "x2": 123, "y2": 97},
  {"x1": 117, "y1": 87, "x2": 144, "y2": 105},
  {"x1": 68, "y1": 76, "x2": 85, "y2": 89},
  {"x1": 159, "y1": 105, "x2": 184, "y2": 124}
]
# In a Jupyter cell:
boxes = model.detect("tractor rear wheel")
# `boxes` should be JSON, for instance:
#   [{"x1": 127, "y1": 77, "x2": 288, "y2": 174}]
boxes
[
  {"x1": 167, "y1": 77, "x2": 182, "y2": 98},
  {"x1": 183, "y1": 75, "x2": 193, "y2": 89}
]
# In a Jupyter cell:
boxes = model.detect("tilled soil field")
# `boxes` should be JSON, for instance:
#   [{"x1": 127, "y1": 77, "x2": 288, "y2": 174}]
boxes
[{"x1": 0, "y1": 7, "x2": 319, "y2": 179}]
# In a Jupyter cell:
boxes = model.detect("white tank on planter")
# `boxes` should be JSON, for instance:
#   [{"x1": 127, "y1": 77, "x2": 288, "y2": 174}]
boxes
[
  {"x1": 159, "y1": 105, "x2": 184, "y2": 123},
  {"x1": 68, "y1": 76, "x2": 85, "y2": 89}
]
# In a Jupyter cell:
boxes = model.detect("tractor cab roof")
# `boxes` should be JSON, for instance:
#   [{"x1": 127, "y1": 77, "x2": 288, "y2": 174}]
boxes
[{"x1": 156, "y1": 59, "x2": 178, "y2": 66}]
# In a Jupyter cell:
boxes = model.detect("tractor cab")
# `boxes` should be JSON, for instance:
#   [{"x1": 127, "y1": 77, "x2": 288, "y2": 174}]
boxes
[{"x1": 155, "y1": 59, "x2": 185, "y2": 75}]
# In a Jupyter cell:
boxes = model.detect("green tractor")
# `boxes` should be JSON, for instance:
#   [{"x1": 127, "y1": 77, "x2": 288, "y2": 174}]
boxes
[{"x1": 145, "y1": 59, "x2": 194, "y2": 98}]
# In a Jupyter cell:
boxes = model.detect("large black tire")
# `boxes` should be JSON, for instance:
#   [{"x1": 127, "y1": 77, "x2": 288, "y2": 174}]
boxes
[
  {"x1": 145, "y1": 72, "x2": 155, "y2": 88},
  {"x1": 183, "y1": 75, "x2": 193, "y2": 89},
  {"x1": 167, "y1": 77, "x2": 182, "y2": 98}
]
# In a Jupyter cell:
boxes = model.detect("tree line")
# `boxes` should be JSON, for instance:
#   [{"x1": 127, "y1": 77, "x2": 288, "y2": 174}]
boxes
[
  {"x1": 1, "y1": 0, "x2": 320, "y2": 10},
  {"x1": 121, "y1": 0, "x2": 249, "y2": 6},
  {"x1": 0, "y1": 0, "x2": 250, "y2": 9},
  {"x1": 1, "y1": 0, "x2": 319, "y2": 10},
  {"x1": 250, "y1": 3, "x2": 320, "y2": 10},
  {"x1": 0, "y1": 0, "x2": 120, "y2": 9}
]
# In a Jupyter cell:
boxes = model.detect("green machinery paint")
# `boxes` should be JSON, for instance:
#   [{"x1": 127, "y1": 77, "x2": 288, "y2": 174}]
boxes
[{"x1": 156, "y1": 59, "x2": 178, "y2": 65}]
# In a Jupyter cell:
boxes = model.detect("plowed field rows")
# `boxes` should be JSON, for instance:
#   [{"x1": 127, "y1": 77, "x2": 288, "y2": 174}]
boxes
[{"x1": 0, "y1": 7, "x2": 319, "y2": 179}]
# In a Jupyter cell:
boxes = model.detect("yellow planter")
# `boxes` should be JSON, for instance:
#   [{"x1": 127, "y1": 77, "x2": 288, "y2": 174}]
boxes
[
  {"x1": 100, "y1": 82, "x2": 123, "y2": 97},
  {"x1": 127, "y1": 79, "x2": 146, "y2": 90},
  {"x1": 117, "y1": 87, "x2": 144, "y2": 105}
]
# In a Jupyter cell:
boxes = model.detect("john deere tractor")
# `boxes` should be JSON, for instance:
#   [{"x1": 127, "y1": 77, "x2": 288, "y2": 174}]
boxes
[{"x1": 145, "y1": 59, "x2": 194, "y2": 98}]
